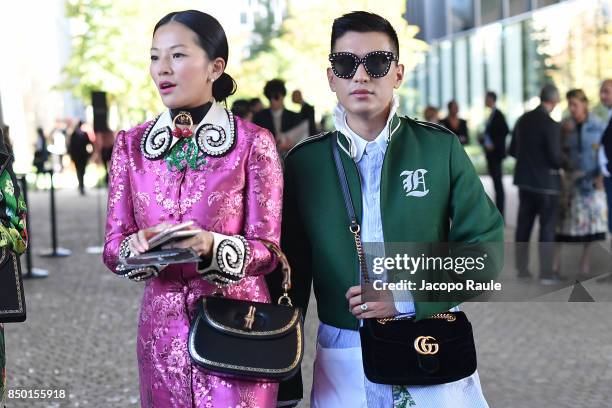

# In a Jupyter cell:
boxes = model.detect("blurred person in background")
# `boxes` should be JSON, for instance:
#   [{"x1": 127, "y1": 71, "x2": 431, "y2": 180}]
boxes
[
  {"x1": 253, "y1": 79, "x2": 305, "y2": 154},
  {"x1": 553, "y1": 89, "x2": 606, "y2": 279},
  {"x1": 423, "y1": 105, "x2": 439, "y2": 123},
  {"x1": 94, "y1": 128, "x2": 115, "y2": 186},
  {"x1": 441, "y1": 99, "x2": 469, "y2": 144},
  {"x1": 32, "y1": 127, "x2": 49, "y2": 174},
  {"x1": 596, "y1": 79, "x2": 612, "y2": 283},
  {"x1": 48, "y1": 119, "x2": 68, "y2": 172},
  {"x1": 249, "y1": 97, "x2": 263, "y2": 115},
  {"x1": 231, "y1": 98, "x2": 253, "y2": 122},
  {"x1": 68, "y1": 120, "x2": 93, "y2": 195},
  {"x1": 292, "y1": 89, "x2": 317, "y2": 136},
  {"x1": 592, "y1": 79, "x2": 612, "y2": 124},
  {"x1": 478, "y1": 91, "x2": 510, "y2": 217},
  {"x1": 510, "y1": 84, "x2": 563, "y2": 284}
]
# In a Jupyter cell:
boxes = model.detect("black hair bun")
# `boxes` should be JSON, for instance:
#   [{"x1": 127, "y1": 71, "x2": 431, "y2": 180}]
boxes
[{"x1": 213, "y1": 72, "x2": 237, "y2": 101}]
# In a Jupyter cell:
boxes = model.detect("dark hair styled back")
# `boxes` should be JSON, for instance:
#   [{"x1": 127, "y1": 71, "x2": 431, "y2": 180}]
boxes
[
  {"x1": 486, "y1": 91, "x2": 497, "y2": 102},
  {"x1": 154, "y1": 10, "x2": 236, "y2": 101},
  {"x1": 331, "y1": 11, "x2": 400, "y2": 57},
  {"x1": 263, "y1": 79, "x2": 287, "y2": 101}
]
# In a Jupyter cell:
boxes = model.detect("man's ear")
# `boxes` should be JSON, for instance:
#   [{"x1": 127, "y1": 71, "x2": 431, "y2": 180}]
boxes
[
  {"x1": 394, "y1": 63, "x2": 405, "y2": 89},
  {"x1": 327, "y1": 67, "x2": 336, "y2": 92}
]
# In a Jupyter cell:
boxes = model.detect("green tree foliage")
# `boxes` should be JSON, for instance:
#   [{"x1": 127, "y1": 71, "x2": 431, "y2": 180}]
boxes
[
  {"x1": 59, "y1": 0, "x2": 171, "y2": 127},
  {"x1": 522, "y1": 19, "x2": 559, "y2": 102},
  {"x1": 248, "y1": 0, "x2": 285, "y2": 59},
  {"x1": 527, "y1": 1, "x2": 612, "y2": 107}
]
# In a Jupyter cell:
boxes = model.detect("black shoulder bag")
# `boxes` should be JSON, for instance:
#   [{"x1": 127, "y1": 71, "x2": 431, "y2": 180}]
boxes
[
  {"x1": 0, "y1": 144, "x2": 26, "y2": 324},
  {"x1": 188, "y1": 240, "x2": 303, "y2": 382},
  {"x1": 0, "y1": 247, "x2": 26, "y2": 323},
  {"x1": 331, "y1": 132, "x2": 477, "y2": 385}
]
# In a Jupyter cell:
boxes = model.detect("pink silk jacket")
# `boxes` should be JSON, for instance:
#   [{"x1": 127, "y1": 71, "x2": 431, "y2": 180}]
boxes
[{"x1": 103, "y1": 102, "x2": 283, "y2": 407}]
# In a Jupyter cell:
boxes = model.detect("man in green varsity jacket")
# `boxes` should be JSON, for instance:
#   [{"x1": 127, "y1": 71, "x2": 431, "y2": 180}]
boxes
[{"x1": 269, "y1": 11, "x2": 504, "y2": 408}]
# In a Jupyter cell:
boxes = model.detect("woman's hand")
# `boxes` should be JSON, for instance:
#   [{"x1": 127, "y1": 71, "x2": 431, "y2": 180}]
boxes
[
  {"x1": 129, "y1": 222, "x2": 171, "y2": 255},
  {"x1": 166, "y1": 228, "x2": 214, "y2": 258},
  {"x1": 346, "y1": 285, "x2": 398, "y2": 319}
]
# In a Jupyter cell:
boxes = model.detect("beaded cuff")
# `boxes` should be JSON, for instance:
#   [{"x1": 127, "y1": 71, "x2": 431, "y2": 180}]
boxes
[
  {"x1": 121, "y1": 266, "x2": 159, "y2": 282},
  {"x1": 116, "y1": 234, "x2": 161, "y2": 282},
  {"x1": 118, "y1": 235, "x2": 133, "y2": 260},
  {"x1": 197, "y1": 233, "x2": 250, "y2": 287}
]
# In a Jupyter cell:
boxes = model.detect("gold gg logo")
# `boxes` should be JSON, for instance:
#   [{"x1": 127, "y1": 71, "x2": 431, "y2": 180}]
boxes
[{"x1": 414, "y1": 336, "x2": 439, "y2": 355}]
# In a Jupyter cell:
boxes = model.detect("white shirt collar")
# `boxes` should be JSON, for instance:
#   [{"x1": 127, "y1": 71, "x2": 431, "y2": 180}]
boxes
[{"x1": 333, "y1": 95, "x2": 399, "y2": 162}]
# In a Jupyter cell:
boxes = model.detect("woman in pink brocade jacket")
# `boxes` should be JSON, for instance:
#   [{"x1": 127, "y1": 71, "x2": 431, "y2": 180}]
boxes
[{"x1": 103, "y1": 10, "x2": 283, "y2": 408}]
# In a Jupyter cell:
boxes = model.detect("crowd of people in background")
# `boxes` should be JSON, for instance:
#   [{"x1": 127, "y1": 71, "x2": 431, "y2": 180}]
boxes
[
  {"x1": 424, "y1": 80, "x2": 612, "y2": 285},
  {"x1": 14, "y1": 75, "x2": 612, "y2": 286},
  {"x1": 23, "y1": 78, "x2": 320, "y2": 198},
  {"x1": 28, "y1": 118, "x2": 112, "y2": 195},
  {"x1": 230, "y1": 79, "x2": 320, "y2": 155}
]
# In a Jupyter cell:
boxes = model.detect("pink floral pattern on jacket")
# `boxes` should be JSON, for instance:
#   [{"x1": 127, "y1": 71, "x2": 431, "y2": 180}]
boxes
[{"x1": 103, "y1": 109, "x2": 283, "y2": 408}]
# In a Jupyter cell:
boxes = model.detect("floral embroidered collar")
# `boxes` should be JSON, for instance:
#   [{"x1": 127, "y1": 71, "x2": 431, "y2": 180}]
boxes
[{"x1": 141, "y1": 101, "x2": 236, "y2": 171}]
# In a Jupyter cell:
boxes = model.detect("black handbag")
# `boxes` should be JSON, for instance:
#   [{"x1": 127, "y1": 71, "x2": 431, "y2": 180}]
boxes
[
  {"x1": 188, "y1": 240, "x2": 303, "y2": 381},
  {"x1": 0, "y1": 246, "x2": 26, "y2": 323},
  {"x1": 331, "y1": 132, "x2": 477, "y2": 385},
  {"x1": 360, "y1": 312, "x2": 476, "y2": 385}
]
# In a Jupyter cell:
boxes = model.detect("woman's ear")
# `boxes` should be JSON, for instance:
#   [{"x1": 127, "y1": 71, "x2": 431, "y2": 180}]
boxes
[{"x1": 210, "y1": 57, "x2": 226, "y2": 82}]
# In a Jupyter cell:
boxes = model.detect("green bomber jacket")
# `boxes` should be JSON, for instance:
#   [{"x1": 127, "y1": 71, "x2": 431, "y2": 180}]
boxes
[{"x1": 268, "y1": 114, "x2": 504, "y2": 330}]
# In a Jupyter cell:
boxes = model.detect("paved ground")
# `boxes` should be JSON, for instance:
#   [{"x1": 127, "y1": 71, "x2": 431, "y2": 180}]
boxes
[{"x1": 3, "y1": 176, "x2": 612, "y2": 407}]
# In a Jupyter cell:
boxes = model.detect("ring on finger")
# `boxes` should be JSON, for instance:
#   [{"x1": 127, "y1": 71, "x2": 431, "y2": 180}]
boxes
[{"x1": 360, "y1": 303, "x2": 368, "y2": 312}]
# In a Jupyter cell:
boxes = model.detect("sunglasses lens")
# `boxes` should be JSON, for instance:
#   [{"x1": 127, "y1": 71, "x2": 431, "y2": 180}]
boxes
[
  {"x1": 332, "y1": 55, "x2": 357, "y2": 78},
  {"x1": 365, "y1": 53, "x2": 392, "y2": 77}
]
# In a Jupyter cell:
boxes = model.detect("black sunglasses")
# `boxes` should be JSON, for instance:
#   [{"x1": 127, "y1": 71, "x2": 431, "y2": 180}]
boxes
[{"x1": 328, "y1": 51, "x2": 398, "y2": 79}]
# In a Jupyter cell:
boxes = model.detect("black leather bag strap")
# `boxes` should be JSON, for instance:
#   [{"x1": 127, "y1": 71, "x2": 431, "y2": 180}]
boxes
[
  {"x1": 332, "y1": 132, "x2": 358, "y2": 228},
  {"x1": 331, "y1": 132, "x2": 370, "y2": 283}
]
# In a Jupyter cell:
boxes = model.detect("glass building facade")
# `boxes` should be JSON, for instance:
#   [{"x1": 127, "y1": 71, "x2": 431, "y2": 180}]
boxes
[{"x1": 404, "y1": 0, "x2": 612, "y2": 140}]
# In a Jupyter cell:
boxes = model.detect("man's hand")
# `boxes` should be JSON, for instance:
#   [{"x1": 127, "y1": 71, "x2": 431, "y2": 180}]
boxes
[{"x1": 345, "y1": 285, "x2": 398, "y2": 319}]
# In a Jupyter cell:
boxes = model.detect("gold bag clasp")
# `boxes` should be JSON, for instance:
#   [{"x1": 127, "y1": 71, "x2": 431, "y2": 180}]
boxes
[{"x1": 243, "y1": 306, "x2": 256, "y2": 330}]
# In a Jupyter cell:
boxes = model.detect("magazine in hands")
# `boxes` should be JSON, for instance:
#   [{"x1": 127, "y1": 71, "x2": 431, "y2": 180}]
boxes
[{"x1": 120, "y1": 221, "x2": 203, "y2": 267}]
